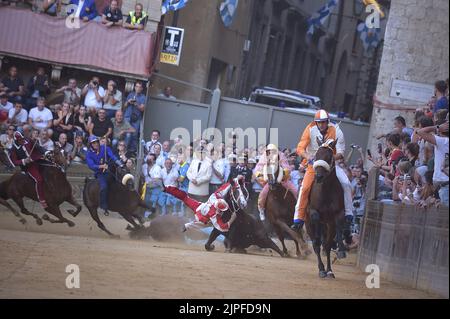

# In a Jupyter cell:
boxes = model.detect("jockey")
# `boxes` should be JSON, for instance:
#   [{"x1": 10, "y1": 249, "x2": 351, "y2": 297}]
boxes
[
  {"x1": 86, "y1": 135, "x2": 123, "y2": 215},
  {"x1": 254, "y1": 144, "x2": 298, "y2": 221},
  {"x1": 9, "y1": 131, "x2": 49, "y2": 208},
  {"x1": 164, "y1": 185, "x2": 238, "y2": 233},
  {"x1": 292, "y1": 110, "x2": 353, "y2": 234}
]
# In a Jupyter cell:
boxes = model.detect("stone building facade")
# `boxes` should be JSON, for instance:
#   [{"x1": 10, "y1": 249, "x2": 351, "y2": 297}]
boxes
[
  {"x1": 367, "y1": 0, "x2": 449, "y2": 157},
  {"x1": 153, "y1": 0, "x2": 390, "y2": 121}
]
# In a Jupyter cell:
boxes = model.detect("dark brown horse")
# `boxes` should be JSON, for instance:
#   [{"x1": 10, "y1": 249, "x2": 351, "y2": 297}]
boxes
[
  {"x1": 265, "y1": 164, "x2": 310, "y2": 258},
  {"x1": 0, "y1": 144, "x2": 27, "y2": 224},
  {"x1": 83, "y1": 166, "x2": 152, "y2": 238},
  {"x1": 0, "y1": 143, "x2": 82, "y2": 226},
  {"x1": 307, "y1": 138, "x2": 346, "y2": 279},
  {"x1": 204, "y1": 177, "x2": 285, "y2": 256}
]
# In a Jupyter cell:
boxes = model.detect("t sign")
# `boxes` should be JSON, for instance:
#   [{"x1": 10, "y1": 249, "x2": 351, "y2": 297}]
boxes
[{"x1": 160, "y1": 26, "x2": 185, "y2": 66}]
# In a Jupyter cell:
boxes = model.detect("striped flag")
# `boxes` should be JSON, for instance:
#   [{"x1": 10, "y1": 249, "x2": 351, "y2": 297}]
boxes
[
  {"x1": 220, "y1": 0, "x2": 239, "y2": 28},
  {"x1": 357, "y1": 21, "x2": 381, "y2": 52},
  {"x1": 306, "y1": 0, "x2": 339, "y2": 38},
  {"x1": 161, "y1": 0, "x2": 190, "y2": 15}
]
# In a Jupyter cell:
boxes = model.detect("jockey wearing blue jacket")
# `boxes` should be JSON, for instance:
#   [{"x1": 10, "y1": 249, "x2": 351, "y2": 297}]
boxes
[{"x1": 86, "y1": 136, "x2": 123, "y2": 215}]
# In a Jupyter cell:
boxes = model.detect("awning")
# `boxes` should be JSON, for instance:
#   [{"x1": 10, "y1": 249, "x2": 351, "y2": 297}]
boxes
[{"x1": 0, "y1": 7, "x2": 155, "y2": 79}]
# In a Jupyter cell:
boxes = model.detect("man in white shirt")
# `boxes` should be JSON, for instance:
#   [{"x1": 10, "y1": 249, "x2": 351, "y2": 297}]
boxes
[
  {"x1": 417, "y1": 119, "x2": 449, "y2": 206},
  {"x1": 81, "y1": 76, "x2": 105, "y2": 113},
  {"x1": 159, "y1": 158, "x2": 180, "y2": 215},
  {"x1": 209, "y1": 148, "x2": 226, "y2": 194},
  {"x1": 142, "y1": 153, "x2": 162, "y2": 218},
  {"x1": 187, "y1": 148, "x2": 212, "y2": 202},
  {"x1": 0, "y1": 93, "x2": 13, "y2": 112},
  {"x1": 144, "y1": 129, "x2": 162, "y2": 155},
  {"x1": 8, "y1": 98, "x2": 28, "y2": 128},
  {"x1": 39, "y1": 129, "x2": 55, "y2": 151},
  {"x1": 28, "y1": 97, "x2": 53, "y2": 131}
]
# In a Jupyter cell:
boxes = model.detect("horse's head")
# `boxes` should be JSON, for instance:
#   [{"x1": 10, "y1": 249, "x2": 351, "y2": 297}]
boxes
[
  {"x1": 0, "y1": 143, "x2": 14, "y2": 169},
  {"x1": 313, "y1": 137, "x2": 337, "y2": 184},
  {"x1": 265, "y1": 164, "x2": 284, "y2": 190},
  {"x1": 51, "y1": 143, "x2": 68, "y2": 170},
  {"x1": 117, "y1": 166, "x2": 135, "y2": 191},
  {"x1": 230, "y1": 176, "x2": 249, "y2": 210}
]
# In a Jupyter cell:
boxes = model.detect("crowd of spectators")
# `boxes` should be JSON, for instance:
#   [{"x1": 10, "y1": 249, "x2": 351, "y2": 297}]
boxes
[
  {"x1": 369, "y1": 80, "x2": 449, "y2": 210},
  {"x1": 0, "y1": 65, "x2": 148, "y2": 173},
  {"x1": 1, "y1": 0, "x2": 150, "y2": 31}
]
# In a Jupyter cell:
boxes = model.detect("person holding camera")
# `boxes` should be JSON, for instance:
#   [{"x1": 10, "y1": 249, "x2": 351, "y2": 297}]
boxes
[
  {"x1": 82, "y1": 76, "x2": 105, "y2": 115},
  {"x1": 56, "y1": 78, "x2": 81, "y2": 106},
  {"x1": 124, "y1": 81, "x2": 146, "y2": 152},
  {"x1": 25, "y1": 66, "x2": 50, "y2": 111},
  {"x1": 102, "y1": 80, "x2": 122, "y2": 119}
]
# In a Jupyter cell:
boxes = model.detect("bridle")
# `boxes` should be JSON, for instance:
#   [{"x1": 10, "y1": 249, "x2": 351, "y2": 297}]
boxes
[
  {"x1": 313, "y1": 142, "x2": 336, "y2": 179},
  {"x1": 229, "y1": 178, "x2": 249, "y2": 214}
]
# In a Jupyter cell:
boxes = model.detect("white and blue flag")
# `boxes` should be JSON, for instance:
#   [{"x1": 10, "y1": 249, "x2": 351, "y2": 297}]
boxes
[
  {"x1": 161, "y1": 0, "x2": 190, "y2": 15},
  {"x1": 357, "y1": 22, "x2": 381, "y2": 52},
  {"x1": 220, "y1": 0, "x2": 239, "y2": 28},
  {"x1": 306, "y1": 0, "x2": 339, "y2": 38}
]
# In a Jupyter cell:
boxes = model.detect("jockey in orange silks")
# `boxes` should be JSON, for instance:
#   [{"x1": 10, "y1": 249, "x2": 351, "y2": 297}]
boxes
[
  {"x1": 254, "y1": 144, "x2": 298, "y2": 221},
  {"x1": 292, "y1": 110, "x2": 354, "y2": 231}
]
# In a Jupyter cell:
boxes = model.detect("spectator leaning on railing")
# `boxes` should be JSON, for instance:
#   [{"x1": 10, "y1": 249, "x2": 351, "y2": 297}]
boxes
[
  {"x1": 416, "y1": 117, "x2": 449, "y2": 206},
  {"x1": 68, "y1": 0, "x2": 99, "y2": 22},
  {"x1": 101, "y1": 0, "x2": 123, "y2": 27},
  {"x1": 123, "y1": 2, "x2": 147, "y2": 30}
]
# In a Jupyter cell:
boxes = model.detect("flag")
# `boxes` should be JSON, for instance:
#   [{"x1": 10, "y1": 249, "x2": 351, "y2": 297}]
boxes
[
  {"x1": 363, "y1": 0, "x2": 385, "y2": 18},
  {"x1": 306, "y1": 0, "x2": 339, "y2": 38},
  {"x1": 220, "y1": 0, "x2": 239, "y2": 28},
  {"x1": 357, "y1": 21, "x2": 381, "y2": 52},
  {"x1": 161, "y1": 0, "x2": 190, "y2": 15}
]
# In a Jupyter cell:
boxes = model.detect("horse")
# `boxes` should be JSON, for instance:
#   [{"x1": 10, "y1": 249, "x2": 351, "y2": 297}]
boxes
[
  {"x1": 83, "y1": 164, "x2": 153, "y2": 238},
  {"x1": 0, "y1": 143, "x2": 82, "y2": 226},
  {"x1": 265, "y1": 164, "x2": 310, "y2": 258},
  {"x1": 204, "y1": 177, "x2": 285, "y2": 257},
  {"x1": 0, "y1": 144, "x2": 28, "y2": 224},
  {"x1": 306, "y1": 138, "x2": 346, "y2": 279}
]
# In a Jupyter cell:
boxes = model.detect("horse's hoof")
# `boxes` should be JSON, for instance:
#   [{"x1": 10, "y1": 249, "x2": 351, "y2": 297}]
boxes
[
  {"x1": 337, "y1": 251, "x2": 347, "y2": 259},
  {"x1": 42, "y1": 214, "x2": 49, "y2": 221},
  {"x1": 19, "y1": 218, "x2": 27, "y2": 225},
  {"x1": 319, "y1": 271, "x2": 328, "y2": 278},
  {"x1": 205, "y1": 244, "x2": 215, "y2": 251},
  {"x1": 327, "y1": 271, "x2": 335, "y2": 279},
  {"x1": 36, "y1": 218, "x2": 43, "y2": 225},
  {"x1": 67, "y1": 221, "x2": 75, "y2": 227},
  {"x1": 126, "y1": 224, "x2": 133, "y2": 231},
  {"x1": 67, "y1": 209, "x2": 76, "y2": 217}
]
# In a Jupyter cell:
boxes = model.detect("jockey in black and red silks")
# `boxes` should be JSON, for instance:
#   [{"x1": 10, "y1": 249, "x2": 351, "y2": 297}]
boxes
[{"x1": 9, "y1": 131, "x2": 48, "y2": 208}]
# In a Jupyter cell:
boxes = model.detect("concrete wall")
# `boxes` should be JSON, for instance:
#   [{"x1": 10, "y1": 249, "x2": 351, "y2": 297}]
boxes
[
  {"x1": 358, "y1": 200, "x2": 449, "y2": 298},
  {"x1": 144, "y1": 95, "x2": 370, "y2": 153}
]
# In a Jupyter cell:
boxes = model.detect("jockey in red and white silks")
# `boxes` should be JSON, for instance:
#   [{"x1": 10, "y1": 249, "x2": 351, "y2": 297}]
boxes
[{"x1": 254, "y1": 144, "x2": 298, "y2": 221}]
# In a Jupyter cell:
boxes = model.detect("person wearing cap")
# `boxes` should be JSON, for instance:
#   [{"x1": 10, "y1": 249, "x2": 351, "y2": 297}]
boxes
[
  {"x1": 163, "y1": 185, "x2": 237, "y2": 233},
  {"x1": 86, "y1": 135, "x2": 123, "y2": 215},
  {"x1": 292, "y1": 109, "x2": 353, "y2": 239},
  {"x1": 9, "y1": 131, "x2": 49, "y2": 208},
  {"x1": 254, "y1": 144, "x2": 298, "y2": 221}
]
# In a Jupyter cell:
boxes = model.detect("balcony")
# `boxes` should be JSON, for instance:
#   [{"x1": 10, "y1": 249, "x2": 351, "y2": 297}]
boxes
[{"x1": 0, "y1": 6, "x2": 157, "y2": 80}]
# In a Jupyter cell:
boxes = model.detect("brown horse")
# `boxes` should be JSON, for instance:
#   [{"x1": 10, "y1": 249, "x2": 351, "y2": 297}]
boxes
[
  {"x1": 265, "y1": 164, "x2": 310, "y2": 258},
  {"x1": 0, "y1": 144, "x2": 82, "y2": 226},
  {"x1": 83, "y1": 166, "x2": 151, "y2": 238},
  {"x1": 306, "y1": 138, "x2": 346, "y2": 279},
  {"x1": 0, "y1": 144, "x2": 27, "y2": 224}
]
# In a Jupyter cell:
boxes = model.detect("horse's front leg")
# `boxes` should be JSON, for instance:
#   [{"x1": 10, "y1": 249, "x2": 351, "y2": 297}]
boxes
[
  {"x1": 324, "y1": 223, "x2": 336, "y2": 279},
  {"x1": 310, "y1": 209, "x2": 326, "y2": 278},
  {"x1": 205, "y1": 228, "x2": 221, "y2": 251},
  {"x1": 66, "y1": 193, "x2": 82, "y2": 217},
  {"x1": 335, "y1": 214, "x2": 347, "y2": 259}
]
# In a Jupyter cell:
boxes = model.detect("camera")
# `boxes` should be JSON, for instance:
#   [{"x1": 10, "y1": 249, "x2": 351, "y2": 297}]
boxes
[
  {"x1": 92, "y1": 80, "x2": 99, "y2": 86},
  {"x1": 353, "y1": 200, "x2": 361, "y2": 208}
]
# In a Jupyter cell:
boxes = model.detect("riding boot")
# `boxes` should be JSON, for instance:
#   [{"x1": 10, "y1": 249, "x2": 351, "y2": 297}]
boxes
[
  {"x1": 291, "y1": 219, "x2": 304, "y2": 232},
  {"x1": 258, "y1": 207, "x2": 265, "y2": 221}
]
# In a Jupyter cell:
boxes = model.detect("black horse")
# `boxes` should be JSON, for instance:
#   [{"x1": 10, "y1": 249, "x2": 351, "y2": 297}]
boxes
[
  {"x1": 83, "y1": 165, "x2": 152, "y2": 238},
  {"x1": 0, "y1": 144, "x2": 82, "y2": 226},
  {"x1": 306, "y1": 138, "x2": 347, "y2": 279},
  {"x1": 204, "y1": 177, "x2": 284, "y2": 256}
]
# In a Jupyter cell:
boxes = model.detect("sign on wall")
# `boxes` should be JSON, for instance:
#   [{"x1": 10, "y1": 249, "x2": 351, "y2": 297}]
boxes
[
  {"x1": 390, "y1": 79, "x2": 435, "y2": 103},
  {"x1": 160, "y1": 26, "x2": 185, "y2": 66}
]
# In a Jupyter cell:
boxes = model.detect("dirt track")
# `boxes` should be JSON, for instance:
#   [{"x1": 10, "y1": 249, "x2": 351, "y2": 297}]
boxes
[{"x1": 0, "y1": 206, "x2": 440, "y2": 299}]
